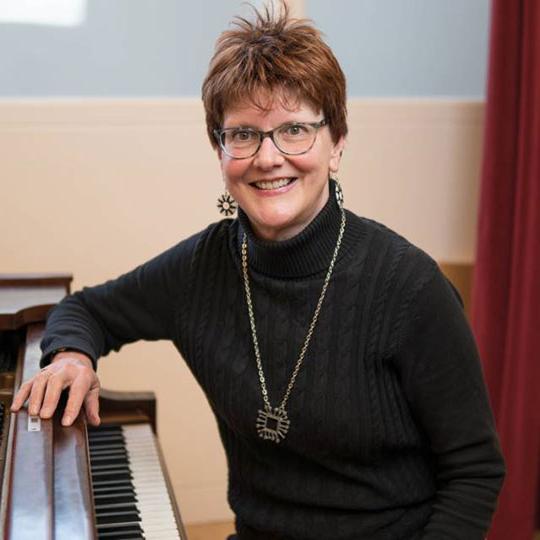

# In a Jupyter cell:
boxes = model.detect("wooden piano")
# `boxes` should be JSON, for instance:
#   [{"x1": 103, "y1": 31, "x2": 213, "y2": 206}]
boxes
[{"x1": 0, "y1": 274, "x2": 187, "y2": 540}]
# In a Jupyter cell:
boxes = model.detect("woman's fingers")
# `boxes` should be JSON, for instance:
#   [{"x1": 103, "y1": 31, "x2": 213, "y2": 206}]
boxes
[
  {"x1": 27, "y1": 371, "x2": 52, "y2": 416},
  {"x1": 84, "y1": 386, "x2": 101, "y2": 426},
  {"x1": 10, "y1": 380, "x2": 32, "y2": 412},
  {"x1": 61, "y1": 373, "x2": 96, "y2": 426},
  {"x1": 40, "y1": 373, "x2": 67, "y2": 419},
  {"x1": 10, "y1": 355, "x2": 100, "y2": 427}
]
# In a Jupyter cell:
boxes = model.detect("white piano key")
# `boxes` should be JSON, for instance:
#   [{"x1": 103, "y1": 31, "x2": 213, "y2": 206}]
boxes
[
  {"x1": 121, "y1": 424, "x2": 182, "y2": 540},
  {"x1": 89, "y1": 423, "x2": 183, "y2": 540}
]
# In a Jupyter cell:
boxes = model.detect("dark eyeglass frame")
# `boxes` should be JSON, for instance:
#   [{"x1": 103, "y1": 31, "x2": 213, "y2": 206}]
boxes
[{"x1": 213, "y1": 119, "x2": 327, "y2": 159}]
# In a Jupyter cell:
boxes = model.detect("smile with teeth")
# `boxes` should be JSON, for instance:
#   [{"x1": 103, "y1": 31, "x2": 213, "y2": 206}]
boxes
[{"x1": 253, "y1": 178, "x2": 297, "y2": 190}]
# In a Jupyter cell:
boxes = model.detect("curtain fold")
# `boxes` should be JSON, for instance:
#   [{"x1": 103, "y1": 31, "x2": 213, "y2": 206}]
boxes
[{"x1": 472, "y1": 1, "x2": 540, "y2": 539}]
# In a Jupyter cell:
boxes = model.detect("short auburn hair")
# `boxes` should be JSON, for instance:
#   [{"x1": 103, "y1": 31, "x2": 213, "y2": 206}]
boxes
[{"x1": 202, "y1": 1, "x2": 347, "y2": 148}]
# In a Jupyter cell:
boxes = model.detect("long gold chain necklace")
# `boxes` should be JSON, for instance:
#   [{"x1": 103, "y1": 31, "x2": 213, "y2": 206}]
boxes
[{"x1": 241, "y1": 197, "x2": 346, "y2": 443}]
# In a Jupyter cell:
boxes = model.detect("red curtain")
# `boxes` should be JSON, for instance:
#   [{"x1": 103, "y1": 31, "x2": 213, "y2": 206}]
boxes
[{"x1": 472, "y1": 1, "x2": 540, "y2": 539}]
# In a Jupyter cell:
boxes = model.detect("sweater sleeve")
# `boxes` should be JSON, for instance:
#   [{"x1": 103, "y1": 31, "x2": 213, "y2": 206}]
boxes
[
  {"x1": 394, "y1": 265, "x2": 505, "y2": 539},
  {"x1": 40, "y1": 233, "x2": 199, "y2": 366}
]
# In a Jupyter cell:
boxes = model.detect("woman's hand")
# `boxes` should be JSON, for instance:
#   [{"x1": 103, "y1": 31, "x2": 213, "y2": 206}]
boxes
[{"x1": 10, "y1": 351, "x2": 101, "y2": 427}]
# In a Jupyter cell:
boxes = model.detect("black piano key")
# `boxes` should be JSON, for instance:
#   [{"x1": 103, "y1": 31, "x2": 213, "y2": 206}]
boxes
[
  {"x1": 97, "y1": 523, "x2": 143, "y2": 534},
  {"x1": 89, "y1": 425, "x2": 123, "y2": 432},
  {"x1": 90, "y1": 451, "x2": 127, "y2": 459},
  {"x1": 88, "y1": 426, "x2": 122, "y2": 434},
  {"x1": 88, "y1": 430, "x2": 124, "y2": 437},
  {"x1": 89, "y1": 427, "x2": 123, "y2": 435},
  {"x1": 95, "y1": 500, "x2": 139, "y2": 510},
  {"x1": 94, "y1": 494, "x2": 137, "y2": 505},
  {"x1": 97, "y1": 521, "x2": 142, "y2": 532},
  {"x1": 94, "y1": 491, "x2": 139, "y2": 506},
  {"x1": 89, "y1": 436, "x2": 125, "y2": 445},
  {"x1": 90, "y1": 443, "x2": 127, "y2": 452},
  {"x1": 90, "y1": 444, "x2": 128, "y2": 453},
  {"x1": 98, "y1": 532, "x2": 143, "y2": 538},
  {"x1": 92, "y1": 471, "x2": 132, "y2": 480},
  {"x1": 98, "y1": 533, "x2": 142, "y2": 540},
  {"x1": 92, "y1": 483, "x2": 134, "y2": 492},
  {"x1": 94, "y1": 490, "x2": 135, "y2": 498},
  {"x1": 88, "y1": 431, "x2": 124, "y2": 438},
  {"x1": 91, "y1": 454, "x2": 129, "y2": 464},
  {"x1": 98, "y1": 530, "x2": 145, "y2": 540},
  {"x1": 91, "y1": 459, "x2": 130, "y2": 468},
  {"x1": 92, "y1": 480, "x2": 134, "y2": 491},
  {"x1": 91, "y1": 450, "x2": 127, "y2": 459},
  {"x1": 91, "y1": 465, "x2": 130, "y2": 473},
  {"x1": 96, "y1": 510, "x2": 140, "y2": 526},
  {"x1": 92, "y1": 463, "x2": 132, "y2": 472},
  {"x1": 96, "y1": 504, "x2": 140, "y2": 514},
  {"x1": 88, "y1": 426, "x2": 123, "y2": 434},
  {"x1": 89, "y1": 439, "x2": 125, "y2": 446},
  {"x1": 97, "y1": 521, "x2": 143, "y2": 531},
  {"x1": 92, "y1": 471, "x2": 132, "y2": 482}
]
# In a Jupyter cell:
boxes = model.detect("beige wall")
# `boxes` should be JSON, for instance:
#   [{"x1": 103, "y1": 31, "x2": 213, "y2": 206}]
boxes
[{"x1": 0, "y1": 97, "x2": 484, "y2": 523}]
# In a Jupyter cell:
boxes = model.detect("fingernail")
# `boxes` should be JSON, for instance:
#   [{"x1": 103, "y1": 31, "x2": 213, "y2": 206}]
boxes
[{"x1": 62, "y1": 415, "x2": 72, "y2": 426}]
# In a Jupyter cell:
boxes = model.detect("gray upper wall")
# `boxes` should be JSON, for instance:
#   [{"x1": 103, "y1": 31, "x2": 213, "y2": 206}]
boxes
[
  {"x1": 0, "y1": 0, "x2": 259, "y2": 97},
  {"x1": 307, "y1": 0, "x2": 491, "y2": 98},
  {"x1": 0, "y1": 0, "x2": 490, "y2": 98}
]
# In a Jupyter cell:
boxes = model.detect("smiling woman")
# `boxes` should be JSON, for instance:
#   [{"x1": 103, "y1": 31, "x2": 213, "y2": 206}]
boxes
[
  {"x1": 10, "y1": 2, "x2": 504, "y2": 539},
  {"x1": 202, "y1": 5, "x2": 347, "y2": 241},
  {"x1": 216, "y1": 97, "x2": 343, "y2": 240}
]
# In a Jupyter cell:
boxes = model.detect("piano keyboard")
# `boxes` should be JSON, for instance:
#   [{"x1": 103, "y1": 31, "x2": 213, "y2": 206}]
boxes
[{"x1": 89, "y1": 423, "x2": 183, "y2": 540}]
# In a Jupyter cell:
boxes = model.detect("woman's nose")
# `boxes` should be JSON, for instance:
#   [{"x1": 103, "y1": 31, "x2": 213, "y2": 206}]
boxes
[{"x1": 253, "y1": 136, "x2": 285, "y2": 169}]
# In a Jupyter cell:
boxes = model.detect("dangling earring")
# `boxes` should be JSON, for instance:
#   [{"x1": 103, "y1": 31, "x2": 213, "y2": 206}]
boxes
[
  {"x1": 217, "y1": 189, "x2": 237, "y2": 216},
  {"x1": 332, "y1": 177, "x2": 344, "y2": 208}
]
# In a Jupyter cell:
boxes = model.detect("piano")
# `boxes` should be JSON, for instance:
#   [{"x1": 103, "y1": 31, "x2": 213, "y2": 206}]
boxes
[{"x1": 0, "y1": 274, "x2": 187, "y2": 540}]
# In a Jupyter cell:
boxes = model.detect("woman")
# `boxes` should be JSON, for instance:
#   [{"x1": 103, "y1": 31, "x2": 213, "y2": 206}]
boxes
[{"x1": 11, "y1": 3, "x2": 504, "y2": 539}]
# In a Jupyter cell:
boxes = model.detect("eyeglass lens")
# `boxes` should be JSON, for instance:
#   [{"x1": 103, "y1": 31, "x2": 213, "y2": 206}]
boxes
[{"x1": 221, "y1": 123, "x2": 319, "y2": 158}]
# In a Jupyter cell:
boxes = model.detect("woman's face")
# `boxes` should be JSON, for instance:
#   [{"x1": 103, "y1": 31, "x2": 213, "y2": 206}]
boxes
[{"x1": 218, "y1": 96, "x2": 345, "y2": 241}]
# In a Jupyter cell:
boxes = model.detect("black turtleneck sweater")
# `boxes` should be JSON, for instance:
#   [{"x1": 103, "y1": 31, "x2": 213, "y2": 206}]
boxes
[{"x1": 41, "y1": 182, "x2": 504, "y2": 540}]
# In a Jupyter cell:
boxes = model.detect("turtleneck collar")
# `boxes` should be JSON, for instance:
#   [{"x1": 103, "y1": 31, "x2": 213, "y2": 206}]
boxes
[{"x1": 236, "y1": 180, "x2": 363, "y2": 279}]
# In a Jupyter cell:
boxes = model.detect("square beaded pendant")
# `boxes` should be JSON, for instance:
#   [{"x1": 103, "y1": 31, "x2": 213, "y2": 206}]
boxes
[{"x1": 256, "y1": 407, "x2": 290, "y2": 443}]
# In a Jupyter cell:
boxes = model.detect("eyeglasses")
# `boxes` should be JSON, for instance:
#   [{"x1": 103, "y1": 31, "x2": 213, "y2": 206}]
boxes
[{"x1": 214, "y1": 119, "x2": 327, "y2": 159}]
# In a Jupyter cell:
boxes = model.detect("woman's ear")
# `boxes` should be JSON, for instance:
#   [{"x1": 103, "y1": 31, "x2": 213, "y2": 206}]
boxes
[{"x1": 329, "y1": 136, "x2": 346, "y2": 174}]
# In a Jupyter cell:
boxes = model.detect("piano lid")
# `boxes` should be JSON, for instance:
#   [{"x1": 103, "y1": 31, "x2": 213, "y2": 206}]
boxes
[{"x1": 0, "y1": 274, "x2": 72, "y2": 331}]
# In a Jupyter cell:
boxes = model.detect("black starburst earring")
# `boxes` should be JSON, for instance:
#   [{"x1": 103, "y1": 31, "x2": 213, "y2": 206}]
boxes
[{"x1": 217, "y1": 190, "x2": 237, "y2": 216}]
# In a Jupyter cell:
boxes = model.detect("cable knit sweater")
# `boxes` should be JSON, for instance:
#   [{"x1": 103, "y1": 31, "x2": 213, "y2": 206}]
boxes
[{"x1": 41, "y1": 182, "x2": 505, "y2": 540}]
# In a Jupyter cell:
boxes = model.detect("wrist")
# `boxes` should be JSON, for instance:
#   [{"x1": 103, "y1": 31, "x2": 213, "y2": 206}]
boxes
[{"x1": 51, "y1": 348, "x2": 94, "y2": 369}]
